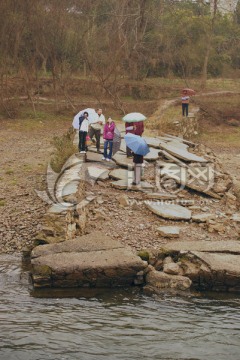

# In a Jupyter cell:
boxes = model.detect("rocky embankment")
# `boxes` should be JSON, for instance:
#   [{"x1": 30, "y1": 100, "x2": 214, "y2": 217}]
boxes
[{"x1": 29, "y1": 128, "x2": 240, "y2": 293}]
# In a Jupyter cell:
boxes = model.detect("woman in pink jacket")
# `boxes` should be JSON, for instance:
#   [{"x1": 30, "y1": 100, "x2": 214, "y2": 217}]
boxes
[{"x1": 102, "y1": 117, "x2": 115, "y2": 161}]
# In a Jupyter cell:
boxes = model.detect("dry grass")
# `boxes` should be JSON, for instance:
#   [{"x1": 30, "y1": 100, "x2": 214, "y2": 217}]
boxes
[
  {"x1": 50, "y1": 128, "x2": 77, "y2": 173},
  {"x1": 197, "y1": 121, "x2": 240, "y2": 148},
  {"x1": 146, "y1": 102, "x2": 181, "y2": 134},
  {"x1": 195, "y1": 94, "x2": 240, "y2": 125}
]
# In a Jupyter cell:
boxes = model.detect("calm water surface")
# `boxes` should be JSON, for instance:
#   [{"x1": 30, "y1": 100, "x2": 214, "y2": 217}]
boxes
[{"x1": 0, "y1": 255, "x2": 240, "y2": 360}]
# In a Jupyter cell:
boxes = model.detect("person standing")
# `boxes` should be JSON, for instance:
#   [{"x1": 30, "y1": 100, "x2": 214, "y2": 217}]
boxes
[
  {"x1": 181, "y1": 90, "x2": 190, "y2": 117},
  {"x1": 125, "y1": 121, "x2": 144, "y2": 157},
  {"x1": 125, "y1": 122, "x2": 135, "y2": 157},
  {"x1": 102, "y1": 117, "x2": 115, "y2": 161},
  {"x1": 132, "y1": 153, "x2": 144, "y2": 185},
  {"x1": 79, "y1": 111, "x2": 89, "y2": 153},
  {"x1": 89, "y1": 108, "x2": 105, "y2": 152}
]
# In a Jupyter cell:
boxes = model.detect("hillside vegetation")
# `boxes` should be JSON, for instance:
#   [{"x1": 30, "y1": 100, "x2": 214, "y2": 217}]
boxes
[{"x1": 0, "y1": 0, "x2": 239, "y2": 118}]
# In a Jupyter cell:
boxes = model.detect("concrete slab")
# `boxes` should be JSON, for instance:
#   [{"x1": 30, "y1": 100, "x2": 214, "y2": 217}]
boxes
[
  {"x1": 192, "y1": 213, "x2": 216, "y2": 222},
  {"x1": 30, "y1": 232, "x2": 147, "y2": 288},
  {"x1": 61, "y1": 180, "x2": 80, "y2": 197},
  {"x1": 61, "y1": 154, "x2": 83, "y2": 172},
  {"x1": 87, "y1": 166, "x2": 109, "y2": 181},
  {"x1": 159, "y1": 142, "x2": 207, "y2": 163},
  {"x1": 145, "y1": 201, "x2": 192, "y2": 220},
  {"x1": 144, "y1": 147, "x2": 160, "y2": 161},
  {"x1": 143, "y1": 137, "x2": 161, "y2": 148},
  {"x1": 32, "y1": 232, "x2": 125, "y2": 258},
  {"x1": 157, "y1": 226, "x2": 181, "y2": 238},
  {"x1": 86, "y1": 152, "x2": 104, "y2": 162},
  {"x1": 111, "y1": 180, "x2": 154, "y2": 191},
  {"x1": 144, "y1": 192, "x2": 177, "y2": 200},
  {"x1": 56, "y1": 164, "x2": 82, "y2": 202},
  {"x1": 48, "y1": 203, "x2": 71, "y2": 214},
  {"x1": 109, "y1": 168, "x2": 134, "y2": 181},
  {"x1": 192, "y1": 251, "x2": 240, "y2": 275},
  {"x1": 232, "y1": 213, "x2": 240, "y2": 223},
  {"x1": 164, "y1": 240, "x2": 240, "y2": 254},
  {"x1": 112, "y1": 154, "x2": 134, "y2": 170},
  {"x1": 160, "y1": 163, "x2": 221, "y2": 199}
]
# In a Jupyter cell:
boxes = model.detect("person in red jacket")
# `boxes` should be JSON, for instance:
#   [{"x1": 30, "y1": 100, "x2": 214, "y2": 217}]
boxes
[
  {"x1": 134, "y1": 121, "x2": 144, "y2": 136},
  {"x1": 125, "y1": 121, "x2": 144, "y2": 157},
  {"x1": 102, "y1": 117, "x2": 115, "y2": 161}
]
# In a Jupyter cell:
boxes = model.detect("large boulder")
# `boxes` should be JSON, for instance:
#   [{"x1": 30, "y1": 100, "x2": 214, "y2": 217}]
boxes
[{"x1": 146, "y1": 268, "x2": 192, "y2": 291}]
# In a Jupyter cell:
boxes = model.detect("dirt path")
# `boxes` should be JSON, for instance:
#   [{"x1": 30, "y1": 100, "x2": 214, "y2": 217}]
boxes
[
  {"x1": 150, "y1": 91, "x2": 240, "y2": 181},
  {"x1": 0, "y1": 118, "x2": 70, "y2": 253}
]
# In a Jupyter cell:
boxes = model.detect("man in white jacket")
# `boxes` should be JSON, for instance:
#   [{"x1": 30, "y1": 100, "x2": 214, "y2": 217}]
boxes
[
  {"x1": 79, "y1": 112, "x2": 89, "y2": 153},
  {"x1": 89, "y1": 108, "x2": 105, "y2": 152}
]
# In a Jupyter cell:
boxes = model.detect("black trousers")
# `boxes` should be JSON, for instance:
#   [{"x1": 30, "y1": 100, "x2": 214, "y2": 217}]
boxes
[
  {"x1": 182, "y1": 103, "x2": 189, "y2": 117},
  {"x1": 89, "y1": 127, "x2": 101, "y2": 151},
  {"x1": 79, "y1": 131, "x2": 87, "y2": 151}
]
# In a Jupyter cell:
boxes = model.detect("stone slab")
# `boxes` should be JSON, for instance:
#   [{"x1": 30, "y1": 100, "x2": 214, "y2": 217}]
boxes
[
  {"x1": 30, "y1": 232, "x2": 147, "y2": 288},
  {"x1": 48, "y1": 203, "x2": 71, "y2": 214},
  {"x1": 86, "y1": 152, "x2": 104, "y2": 162},
  {"x1": 143, "y1": 137, "x2": 161, "y2": 149},
  {"x1": 111, "y1": 180, "x2": 154, "y2": 191},
  {"x1": 32, "y1": 232, "x2": 125, "y2": 258},
  {"x1": 144, "y1": 192, "x2": 177, "y2": 200},
  {"x1": 109, "y1": 168, "x2": 134, "y2": 181},
  {"x1": 145, "y1": 201, "x2": 192, "y2": 220},
  {"x1": 144, "y1": 147, "x2": 160, "y2": 161},
  {"x1": 112, "y1": 154, "x2": 134, "y2": 170},
  {"x1": 87, "y1": 166, "x2": 109, "y2": 180},
  {"x1": 61, "y1": 154, "x2": 83, "y2": 172},
  {"x1": 164, "y1": 240, "x2": 240, "y2": 254},
  {"x1": 159, "y1": 142, "x2": 207, "y2": 163},
  {"x1": 119, "y1": 138, "x2": 127, "y2": 153},
  {"x1": 61, "y1": 180, "x2": 80, "y2": 197},
  {"x1": 192, "y1": 251, "x2": 240, "y2": 275},
  {"x1": 160, "y1": 163, "x2": 221, "y2": 199},
  {"x1": 192, "y1": 213, "x2": 216, "y2": 223},
  {"x1": 157, "y1": 226, "x2": 181, "y2": 238},
  {"x1": 56, "y1": 164, "x2": 82, "y2": 201},
  {"x1": 232, "y1": 213, "x2": 240, "y2": 222}
]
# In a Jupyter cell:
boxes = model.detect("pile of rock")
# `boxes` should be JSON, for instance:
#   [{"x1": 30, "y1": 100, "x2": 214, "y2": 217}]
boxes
[
  {"x1": 29, "y1": 131, "x2": 240, "y2": 293},
  {"x1": 139, "y1": 239, "x2": 240, "y2": 293}
]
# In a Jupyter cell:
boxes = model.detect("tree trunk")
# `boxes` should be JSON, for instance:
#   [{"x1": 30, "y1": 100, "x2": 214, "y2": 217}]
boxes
[{"x1": 201, "y1": 39, "x2": 211, "y2": 89}]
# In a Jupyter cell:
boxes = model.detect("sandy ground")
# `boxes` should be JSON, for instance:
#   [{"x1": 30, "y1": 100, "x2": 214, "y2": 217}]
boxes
[{"x1": 0, "y1": 118, "x2": 70, "y2": 253}]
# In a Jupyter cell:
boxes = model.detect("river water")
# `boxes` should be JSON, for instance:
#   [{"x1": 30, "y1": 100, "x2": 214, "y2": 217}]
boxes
[{"x1": 1, "y1": 255, "x2": 240, "y2": 360}]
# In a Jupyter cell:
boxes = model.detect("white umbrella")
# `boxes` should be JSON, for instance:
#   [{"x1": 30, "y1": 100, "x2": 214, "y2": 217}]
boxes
[
  {"x1": 122, "y1": 112, "x2": 147, "y2": 123},
  {"x1": 72, "y1": 108, "x2": 98, "y2": 129}
]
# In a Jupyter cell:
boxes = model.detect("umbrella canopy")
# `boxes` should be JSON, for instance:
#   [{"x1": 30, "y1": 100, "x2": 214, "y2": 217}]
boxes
[
  {"x1": 72, "y1": 108, "x2": 98, "y2": 129},
  {"x1": 122, "y1": 112, "x2": 147, "y2": 123},
  {"x1": 182, "y1": 88, "x2": 195, "y2": 96},
  {"x1": 112, "y1": 127, "x2": 121, "y2": 155},
  {"x1": 124, "y1": 133, "x2": 150, "y2": 156}
]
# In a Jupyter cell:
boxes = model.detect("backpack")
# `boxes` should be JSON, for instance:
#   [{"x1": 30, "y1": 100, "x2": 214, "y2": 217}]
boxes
[{"x1": 79, "y1": 115, "x2": 85, "y2": 129}]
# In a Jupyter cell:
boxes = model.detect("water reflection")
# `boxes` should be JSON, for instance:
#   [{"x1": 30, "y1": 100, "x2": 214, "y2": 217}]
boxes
[{"x1": 0, "y1": 255, "x2": 240, "y2": 360}]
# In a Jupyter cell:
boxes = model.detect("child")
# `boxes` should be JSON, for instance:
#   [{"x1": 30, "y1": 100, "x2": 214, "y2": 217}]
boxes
[
  {"x1": 102, "y1": 117, "x2": 115, "y2": 161},
  {"x1": 79, "y1": 111, "x2": 89, "y2": 153},
  {"x1": 132, "y1": 153, "x2": 144, "y2": 185}
]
